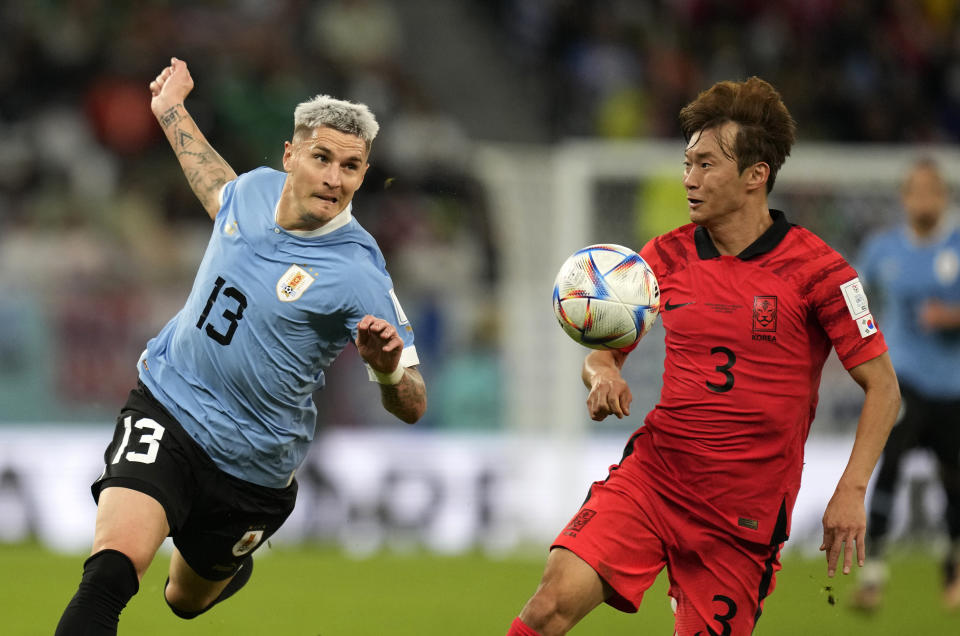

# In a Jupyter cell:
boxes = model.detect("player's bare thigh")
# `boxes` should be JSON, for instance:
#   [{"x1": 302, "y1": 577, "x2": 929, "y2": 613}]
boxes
[
  {"x1": 91, "y1": 486, "x2": 170, "y2": 580},
  {"x1": 519, "y1": 547, "x2": 612, "y2": 636}
]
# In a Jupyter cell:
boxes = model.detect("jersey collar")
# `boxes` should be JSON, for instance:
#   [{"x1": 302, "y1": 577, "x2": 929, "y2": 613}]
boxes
[
  {"x1": 274, "y1": 202, "x2": 354, "y2": 238},
  {"x1": 694, "y1": 209, "x2": 791, "y2": 260}
]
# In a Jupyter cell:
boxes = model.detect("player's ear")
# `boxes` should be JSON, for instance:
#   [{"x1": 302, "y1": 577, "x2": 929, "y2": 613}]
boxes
[
  {"x1": 745, "y1": 162, "x2": 769, "y2": 192},
  {"x1": 281, "y1": 140, "x2": 295, "y2": 172}
]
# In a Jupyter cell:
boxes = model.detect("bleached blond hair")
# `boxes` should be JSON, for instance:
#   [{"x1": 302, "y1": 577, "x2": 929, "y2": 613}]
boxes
[{"x1": 293, "y1": 95, "x2": 379, "y2": 150}]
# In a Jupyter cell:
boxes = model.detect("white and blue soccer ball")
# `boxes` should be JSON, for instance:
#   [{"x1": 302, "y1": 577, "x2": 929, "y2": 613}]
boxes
[{"x1": 552, "y1": 244, "x2": 660, "y2": 350}]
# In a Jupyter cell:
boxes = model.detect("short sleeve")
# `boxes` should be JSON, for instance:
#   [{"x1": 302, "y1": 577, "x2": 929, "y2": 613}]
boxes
[
  {"x1": 810, "y1": 253, "x2": 887, "y2": 369},
  {"x1": 344, "y1": 259, "x2": 419, "y2": 375},
  {"x1": 215, "y1": 178, "x2": 238, "y2": 221},
  {"x1": 354, "y1": 282, "x2": 420, "y2": 380}
]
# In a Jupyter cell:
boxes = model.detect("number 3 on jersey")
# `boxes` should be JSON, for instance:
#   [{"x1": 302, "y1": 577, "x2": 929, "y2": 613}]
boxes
[
  {"x1": 706, "y1": 346, "x2": 736, "y2": 393},
  {"x1": 196, "y1": 276, "x2": 248, "y2": 345}
]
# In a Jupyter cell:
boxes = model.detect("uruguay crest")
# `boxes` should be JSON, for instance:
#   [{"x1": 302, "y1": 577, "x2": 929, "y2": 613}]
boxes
[
  {"x1": 231, "y1": 528, "x2": 264, "y2": 557},
  {"x1": 277, "y1": 265, "x2": 315, "y2": 302}
]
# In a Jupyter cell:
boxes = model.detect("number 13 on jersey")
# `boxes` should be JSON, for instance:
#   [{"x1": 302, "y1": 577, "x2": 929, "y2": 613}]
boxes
[{"x1": 111, "y1": 416, "x2": 166, "y2": 465}]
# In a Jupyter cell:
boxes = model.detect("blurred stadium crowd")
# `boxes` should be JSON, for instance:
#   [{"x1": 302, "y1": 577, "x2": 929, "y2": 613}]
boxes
[
  {"x1": 490, "y1": 0, "x2": 960, "y2": 142},
  {"x1": 1, "y1": 0, "x2": 957, "y2": 427}
]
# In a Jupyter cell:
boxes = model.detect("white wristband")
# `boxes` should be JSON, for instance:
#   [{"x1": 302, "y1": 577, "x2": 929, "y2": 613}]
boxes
[{"x1": 372, "y1": 365, "x2": 405, "y2": 385}]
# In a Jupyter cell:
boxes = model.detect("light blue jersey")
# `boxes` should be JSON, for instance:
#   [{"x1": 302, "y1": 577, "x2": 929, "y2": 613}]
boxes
[
  {"x1": 859, "y1": 221, "x2": 960, "y2": 399},
  {"x1": 139, "y1": 167, "x2": 418, "y2": 487}
]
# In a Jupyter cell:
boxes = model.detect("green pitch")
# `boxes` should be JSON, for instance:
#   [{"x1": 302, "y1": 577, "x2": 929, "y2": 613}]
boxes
[{"x1": 4, "y1": 542, "x2": 957, "y2": 635}]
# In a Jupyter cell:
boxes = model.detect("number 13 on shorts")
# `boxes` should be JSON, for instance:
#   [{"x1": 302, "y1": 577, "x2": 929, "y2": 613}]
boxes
[{"x1": 111, "y1": 416, "x2": 166, "y2": 465}]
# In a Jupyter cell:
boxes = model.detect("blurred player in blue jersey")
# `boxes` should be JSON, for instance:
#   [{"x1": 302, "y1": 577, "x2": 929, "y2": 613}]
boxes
[
  {"x1": 55, "y1": 57, "x2": 427, "y2": 635},
  {"x1": 852, "y1": 157, "x2": 960, "y2": 611}
]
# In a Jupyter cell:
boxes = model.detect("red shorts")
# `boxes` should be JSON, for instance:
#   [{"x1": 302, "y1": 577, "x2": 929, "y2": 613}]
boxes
[{"x1": 551, "y1": 451, "x2": 781, "y2": 635}]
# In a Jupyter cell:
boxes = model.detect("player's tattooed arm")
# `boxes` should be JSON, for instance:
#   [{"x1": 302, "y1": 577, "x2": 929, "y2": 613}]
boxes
[
  {"x1": 379, "y1": 366, "x2": 427, "y2": 424},
  {"x1": 149, "y1": 58, "x2": 237, "y2": 220},
  {"x1": 155, "y1": 104, "x2": 237, "y2": 220}
]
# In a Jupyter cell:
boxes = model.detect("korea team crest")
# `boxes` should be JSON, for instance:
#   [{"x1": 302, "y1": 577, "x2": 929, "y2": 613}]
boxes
[
  {"x1": 752, "y1": 296, "x2": 778, "y2": 332},
  {"x1": 232, "y1": 528, "x2": 264, "y2": 556},
  {"x1": 277, "y1": 265, "x2": 315, "y2": 302}
]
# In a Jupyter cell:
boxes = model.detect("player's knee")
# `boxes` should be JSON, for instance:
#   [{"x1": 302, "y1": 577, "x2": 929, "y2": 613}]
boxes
[
  {"x1": 81, "y1": 549, "x2": 140, "y2": 597},
  {"x1": 165, "y1": 556, "x2": 254, "y2": 620},
  {"x1": 66, "y1": 550, "x2": 140, "y2": 616},
  {"x1": 56, "y1": 549, "x2": 140, "y2": 633},
  {"x1": 164, "y1": 581, "x2": 219, "y2": 619}
]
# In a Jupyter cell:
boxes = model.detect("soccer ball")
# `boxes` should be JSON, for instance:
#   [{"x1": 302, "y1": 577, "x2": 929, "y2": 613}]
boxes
[{"x1": 552, "y1": 244, "x2": 660, "y2": 350}]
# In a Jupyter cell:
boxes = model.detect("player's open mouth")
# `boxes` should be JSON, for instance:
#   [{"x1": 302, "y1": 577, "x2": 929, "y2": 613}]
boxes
[
  {"x1": 688, "y1": 198, "x2": 702, "y2": 207},
  {"x1": 314, "y1": 194, "x2": 338, "y2": 203}
]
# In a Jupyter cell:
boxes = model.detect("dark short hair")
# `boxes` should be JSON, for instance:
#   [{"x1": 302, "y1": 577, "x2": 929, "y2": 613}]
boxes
[{"x1": 679, "y1": 77, "x2": 797, "y2": 193}]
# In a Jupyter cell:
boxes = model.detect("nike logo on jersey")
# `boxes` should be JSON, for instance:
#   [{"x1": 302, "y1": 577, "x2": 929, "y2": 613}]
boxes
[{"x1": 663, "y1": 299, "x2": 693, "y2": 311}]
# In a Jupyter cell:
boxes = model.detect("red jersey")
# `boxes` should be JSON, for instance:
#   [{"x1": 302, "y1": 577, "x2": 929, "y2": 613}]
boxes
[{"x1": 632, "y1": 210, "x2": 887, "y2": 545}]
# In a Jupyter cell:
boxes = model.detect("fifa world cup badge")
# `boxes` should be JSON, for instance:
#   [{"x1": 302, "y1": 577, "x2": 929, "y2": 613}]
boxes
[{"x1": 840, "y1": 277, "x2": 877, "y2": 338}]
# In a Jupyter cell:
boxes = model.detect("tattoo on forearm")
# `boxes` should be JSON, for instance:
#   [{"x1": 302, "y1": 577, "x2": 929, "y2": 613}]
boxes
[
  {"x1": 179, "y1": 147, "x2": 215, "y2": 165},
  {"x1": 158, "y1": 107, "x2": 236, "y2": 216},
  {"x1": 184, "y1": 164, "x2": 229, "y2": 208},
  {"x1": 176, "y1": 129, "x2": 196, "y2": 149},
  {"x1": 159, "y1": 106, "x2": 183, "y2": 128},
  {"x1": 380, "y1": 372, "x2": 427, "y2": 422}
]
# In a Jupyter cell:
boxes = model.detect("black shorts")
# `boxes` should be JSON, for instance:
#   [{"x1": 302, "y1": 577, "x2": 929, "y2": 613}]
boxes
[
  {"x1": 887, "y1": 380, "x2": 960, "y2": 468},
  {"x1": 93, "y1": 381, "x2": 298, "y2": 580}
]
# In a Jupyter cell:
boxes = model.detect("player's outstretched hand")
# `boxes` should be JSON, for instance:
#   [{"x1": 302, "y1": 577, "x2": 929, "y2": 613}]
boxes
[
  {"x1": 149, "y1": 57, "x2": 194, "y2": 117},
  {"x1": 819, "y1": 485, "x2": 867, "y2": 577},
  {"x1": 586, "y1": 370, "x2": 632, "y2": 421},
  {"x1": 356, "y1": 315, "x2": 403, "y2": 376}
]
